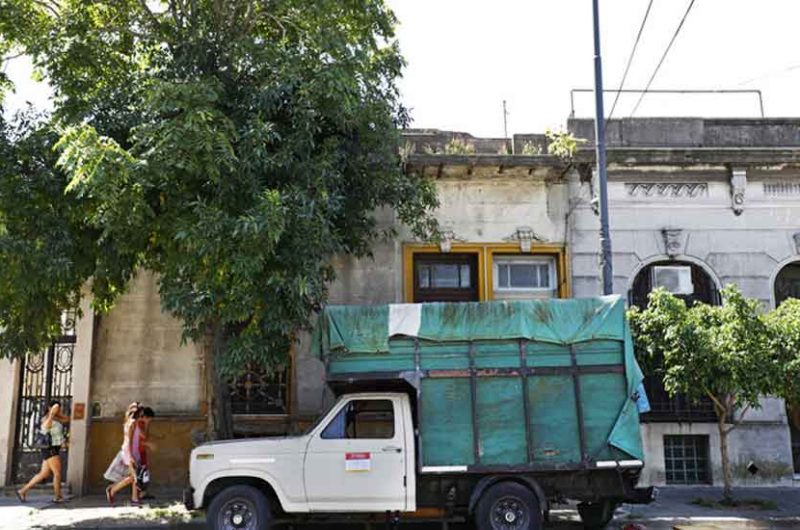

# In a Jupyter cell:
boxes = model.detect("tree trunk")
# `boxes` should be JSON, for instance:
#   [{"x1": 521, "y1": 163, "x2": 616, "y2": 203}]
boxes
[
  {"x1": 718, "y1": 413, "x2": 733, "y2": 500},
  {"x1": 204, "y1": 321, "x2": 234, "y2": 440}
]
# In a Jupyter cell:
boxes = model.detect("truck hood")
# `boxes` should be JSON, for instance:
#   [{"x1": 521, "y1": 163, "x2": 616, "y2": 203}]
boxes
[{"x1": 195, "y1": 435, "x2": 309, "y2": 458}]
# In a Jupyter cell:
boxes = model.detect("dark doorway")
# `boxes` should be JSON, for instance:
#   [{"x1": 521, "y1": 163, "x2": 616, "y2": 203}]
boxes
[
  {"x1": 629, "y1": 261, "x2": 719, "y2": 423},
  {"x1": 11, "y1": 314, "x2": 75, "y2": 485},
  {"x1": 413, "y1": 253, "x2": 479, "y2": 303},
  {"x1": 774, "y1": 261, "x2": 800, "y2": 474}
]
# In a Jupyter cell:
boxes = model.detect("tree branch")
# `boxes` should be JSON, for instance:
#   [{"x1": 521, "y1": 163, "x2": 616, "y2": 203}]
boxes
[
  {"x1": 31, "y1": 0, "x2": 60, "y2": 18},
  {"x1": 705, "y1": 388, "x2": 727, "y2": 417},
  {"x1": 137, "y1": 0, "x2": 162, "y2": 32},
  {"x1": 724, "y1": 402, "x2": 752, "y2": 434}
]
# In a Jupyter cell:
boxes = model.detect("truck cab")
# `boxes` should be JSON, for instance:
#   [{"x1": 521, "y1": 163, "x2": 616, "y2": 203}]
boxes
[{"x1": 188, "y1": 393, "x2": 416, "y2": 518}]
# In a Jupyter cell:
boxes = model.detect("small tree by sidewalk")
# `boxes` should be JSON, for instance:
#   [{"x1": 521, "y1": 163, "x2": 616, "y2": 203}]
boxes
[{"x1": 628, "y1": 285, "x2": 779, "y2": 500}]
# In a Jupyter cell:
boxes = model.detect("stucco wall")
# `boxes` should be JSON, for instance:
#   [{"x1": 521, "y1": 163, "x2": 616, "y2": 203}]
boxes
[
  {"x1": 568, "y1": 164, "x2": 799, "y2": 485},
  {"x1": 90, "y1": 271, "x2": 204, "y2": 418},
  {"x1": 0, "y1": 359, "x2": 18, "y2": 486}
]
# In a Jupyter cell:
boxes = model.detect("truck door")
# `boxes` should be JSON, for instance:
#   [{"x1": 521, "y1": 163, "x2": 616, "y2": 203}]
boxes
[{"x1": 304, "y1": 397, "x2": 406, "y2": 512}]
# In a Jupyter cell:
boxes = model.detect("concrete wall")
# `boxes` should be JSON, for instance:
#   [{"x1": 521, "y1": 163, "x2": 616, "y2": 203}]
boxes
[
  {"x1": 90, "y1": 272, "x2": 204, "y2": 417},
  {"x1": 0, "y1": 359, "x2": 19, "y2": 486}
]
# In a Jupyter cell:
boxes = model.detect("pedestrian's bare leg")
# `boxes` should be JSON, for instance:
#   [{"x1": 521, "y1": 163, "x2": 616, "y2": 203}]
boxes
[
  {"x1": 49, "y1": 456, "x2": 63, "y2": 500},
  {"x1": 19, "y1": 460, "x2": 52, "y2": 498},
  {"x1": 110, "y1": 476, "x2": 133, "y2": 497}
]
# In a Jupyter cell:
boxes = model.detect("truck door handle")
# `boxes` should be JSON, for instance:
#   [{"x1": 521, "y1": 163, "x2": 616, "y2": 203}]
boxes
[{"x1": 382, "y1": 446, "x2": 402, "y2": 453}]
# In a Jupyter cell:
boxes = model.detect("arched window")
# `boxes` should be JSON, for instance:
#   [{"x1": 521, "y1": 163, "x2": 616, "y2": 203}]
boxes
[
  {"x1": 775, "y1": 262, "x2": 800, "y2": 307},
  {"x1": 773, "y1": 261, "x2": 800, "y2": 473},
  {"x1": 629, "y1": 260, "x2": 720, "y2": 423}
]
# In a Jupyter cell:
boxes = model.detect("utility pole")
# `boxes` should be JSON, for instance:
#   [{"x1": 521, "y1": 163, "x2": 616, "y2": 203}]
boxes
[
  {"x1": 502, "y1": 100, "x2": 509, "y2": 140},
  {"x1": 592, "y1": 0, "x2": 614, "y2": 295}
]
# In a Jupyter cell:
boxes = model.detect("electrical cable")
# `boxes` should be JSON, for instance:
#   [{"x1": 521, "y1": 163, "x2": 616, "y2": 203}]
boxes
[
  {"x1": 607, "y1": 0, "x2": 654, "y2": 121},
  {"x1": 630, "y1": 0, "x2": 697, "y2": 117}
]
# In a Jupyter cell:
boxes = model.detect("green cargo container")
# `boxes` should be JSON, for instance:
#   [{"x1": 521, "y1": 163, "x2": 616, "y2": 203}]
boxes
[{"x1": 314, "y1": 295, "x2": 645, "y2": 473}]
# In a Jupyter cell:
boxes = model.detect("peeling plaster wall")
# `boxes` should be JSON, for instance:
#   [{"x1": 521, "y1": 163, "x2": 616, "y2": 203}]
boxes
[{"x1": 295, "y1": 177, "x2": 566, "y2": 415}]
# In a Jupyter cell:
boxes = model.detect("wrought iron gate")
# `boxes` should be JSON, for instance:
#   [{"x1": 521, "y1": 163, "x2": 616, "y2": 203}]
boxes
[{"x1": 11, "y1": 313, "x2": 75, "y2": 485}]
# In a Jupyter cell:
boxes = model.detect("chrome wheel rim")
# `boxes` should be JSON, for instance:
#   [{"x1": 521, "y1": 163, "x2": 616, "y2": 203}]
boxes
[
  {"x1": 490, "y1": 495, "x2": 528, "y2": 530},
  {"x1": 218, "y1": 497, "x2": 257, "y2": 530}
]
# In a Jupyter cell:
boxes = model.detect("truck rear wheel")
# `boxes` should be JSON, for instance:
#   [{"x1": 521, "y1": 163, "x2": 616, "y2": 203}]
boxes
[
  {"x1": 207, "y1": 485, "x2": 272, "y2": 530},
  {"x1": 474, "y1": 481, "x2": 542, "y2": 530},
  {"x1": 577, "y1": 500, "x2": 616, "y2": 529}
]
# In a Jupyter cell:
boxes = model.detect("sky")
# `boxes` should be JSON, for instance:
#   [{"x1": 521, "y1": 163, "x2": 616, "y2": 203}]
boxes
[{"x1": 4, "y1": 0, "x2": 800, "y2": 137}]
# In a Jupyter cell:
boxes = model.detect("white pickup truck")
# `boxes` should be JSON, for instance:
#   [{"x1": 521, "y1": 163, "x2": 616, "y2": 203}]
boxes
[{"x1": 185, "y1": 298, "x2": 653, "y2": 530}]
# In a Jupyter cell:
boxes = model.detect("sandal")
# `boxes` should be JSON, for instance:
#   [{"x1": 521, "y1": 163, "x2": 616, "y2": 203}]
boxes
[
  {"x1": 130, "y1": 499, "x2": 142, "y2": 507},
  {"x1": 15, "y1": 490, "x2": 26, "y2": 503},
  {"x1": 51, "y1": 497, "x2": 64, "y2": 504},
  {"x1": 105, "y1": 486, "x2": 115, "y2": 506}
]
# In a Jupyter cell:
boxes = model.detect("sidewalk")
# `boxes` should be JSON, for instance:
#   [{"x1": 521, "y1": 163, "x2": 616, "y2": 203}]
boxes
[{"x1": 0, "y1": 486, "x2": 798, "y2": 529}]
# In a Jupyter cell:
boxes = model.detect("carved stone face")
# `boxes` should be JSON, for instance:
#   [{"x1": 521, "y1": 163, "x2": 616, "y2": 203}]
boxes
[{"x1": 662, "y1": 229, "x2": 683, "y2": 257}]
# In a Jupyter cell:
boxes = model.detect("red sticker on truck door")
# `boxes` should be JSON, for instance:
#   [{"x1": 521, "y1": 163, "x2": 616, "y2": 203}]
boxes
[{"x1": 345, "y1": 452, "x2": 371, "y2": 472}]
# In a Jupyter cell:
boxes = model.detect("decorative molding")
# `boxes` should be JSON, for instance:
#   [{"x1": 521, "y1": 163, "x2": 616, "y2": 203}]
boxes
[
  {"x1": 662, "y1": 229, "x2": 685, "y2": 258},
  {"x1": 625, "y1": 182, "x2": 708, "y2": 198},
  {"x1": 730, "y1": 167, "x2": 747, "y2": 215},
  {"x1": 794, "y1": 232, "x2": 800, "y2": 255},
  {"x1": 764, "y1": 181, "x2": 800, "y2": 197},
  {"x1": 504, "y1": 226, "x2": 545, "y2": 252}
]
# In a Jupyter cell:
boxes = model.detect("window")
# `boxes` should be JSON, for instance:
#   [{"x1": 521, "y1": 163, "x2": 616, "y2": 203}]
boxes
[
  {"x1": 321, "y1": 399, "x2": 395, "y2": 440},
  {"x1": 631, "y1": 261, "x2": 719, "y2": 423},
  {"x1": 229, "y1": 364, "x2": 289, "y2": 415},
  {"x1": 664, "y1": 435, "x2": 711, "y2": 485},
  {"x1": 494, "y1": 257, "x2": 555, "y2": 291},
  {"x1": 418, "y1": 263, "x2": 472, "y2": 289},
  {"x1": 492, "y1": 256, "x2": 556, "y2": 300},
  {"x1": 413, "y1": 253, "x2": 479, "y2": 303},
  {"x1": 404, "y1": 244, "x2": 569, "y2": 302}
]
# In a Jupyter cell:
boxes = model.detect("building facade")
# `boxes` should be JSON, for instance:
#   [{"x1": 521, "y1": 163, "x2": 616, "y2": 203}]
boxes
[
  {"x1": 568, "y1": 117, "x2": 800, "y2": 486},
  {"x1": 0, "y1": 119, "x2": 798, "y2": 493}
]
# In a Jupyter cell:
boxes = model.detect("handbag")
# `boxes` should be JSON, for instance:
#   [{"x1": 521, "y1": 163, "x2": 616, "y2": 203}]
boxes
[
  {"x1": 33, "y1": 430, "x2": 52, "y2": 450},
  {"x1": 136, "y1": 464, "x2": 150, "y2": 486}
]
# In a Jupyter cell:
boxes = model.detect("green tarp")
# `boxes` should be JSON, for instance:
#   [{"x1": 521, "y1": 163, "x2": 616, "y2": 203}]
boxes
[{"x1": 314, "y1": 296, "x2": 646, "y2": 464}]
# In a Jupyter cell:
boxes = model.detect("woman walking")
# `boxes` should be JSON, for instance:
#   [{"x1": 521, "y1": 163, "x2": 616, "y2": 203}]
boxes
[
  {"x1": 106, "y1": 402, "x2": 142, "y2": 506},
  {"x1": 16, "y1": 401, "x2": 70, "y2": 503}
]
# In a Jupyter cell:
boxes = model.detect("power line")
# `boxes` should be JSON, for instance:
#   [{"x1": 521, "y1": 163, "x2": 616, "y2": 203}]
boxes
[
  {"x1": 630, "y1": 0, "x2": 697, "y2": 117},
  {"x1": 735, "y1": 62, "x2": 800, "y2": 87},
  {"x1": 607, "y1": 0, "x2": 654, "y2": 121}
]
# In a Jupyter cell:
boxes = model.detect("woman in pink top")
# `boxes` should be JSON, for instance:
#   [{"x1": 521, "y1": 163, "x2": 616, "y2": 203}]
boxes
[{"x1": 106, "y1": 402, "x2": 142, "y2": 505}]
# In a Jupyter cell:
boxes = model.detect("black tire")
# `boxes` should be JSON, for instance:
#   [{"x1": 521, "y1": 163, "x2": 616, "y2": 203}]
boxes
[
  {"x1": 474, "y1": 481, "x2": 542, "y2": 530},
  {"x1": 577, "y1": 500, "x2": 617, "y2": 529},
  {"x1": 207, "y1": 485, "x2": 272, "y2": 530}
]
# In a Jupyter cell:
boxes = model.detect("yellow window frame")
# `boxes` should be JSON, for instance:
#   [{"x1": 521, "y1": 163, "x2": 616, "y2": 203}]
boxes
[{"x1": 403, "y1": 243, "x2": 570, "y2": 302}]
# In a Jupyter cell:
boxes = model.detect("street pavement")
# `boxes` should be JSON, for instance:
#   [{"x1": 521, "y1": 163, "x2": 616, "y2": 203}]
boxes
[{"x1": 1, "y1": 486, "x2": 798, "y2": 529}]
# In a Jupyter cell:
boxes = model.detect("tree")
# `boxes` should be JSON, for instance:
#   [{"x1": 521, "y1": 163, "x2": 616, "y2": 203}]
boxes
[
  {"x1": 765, "y1": 298, "x2": 800, "y2": 416},
  {"x1": 0, "y1": 1, "x2": 438, "y2": 438},
  {"x1": 628, "y1": 285, "x2": 778, "y2": 499}
]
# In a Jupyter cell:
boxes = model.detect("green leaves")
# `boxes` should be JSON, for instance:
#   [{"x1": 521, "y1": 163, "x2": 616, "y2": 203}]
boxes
[
  {"x1": 765, "y1": 298, "x2": 800, "y2": 405},
  {"x1": 0, "y1": 0, "x2": 439, "y2": 379},
  {"x1": 628, "y1": 285, "x2": 794, "y2": 413}
]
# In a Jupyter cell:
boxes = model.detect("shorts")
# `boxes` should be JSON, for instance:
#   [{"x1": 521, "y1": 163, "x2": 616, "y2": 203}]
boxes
[{"x1": 41, "y1": 445, "x2": 61, "y2": 460}]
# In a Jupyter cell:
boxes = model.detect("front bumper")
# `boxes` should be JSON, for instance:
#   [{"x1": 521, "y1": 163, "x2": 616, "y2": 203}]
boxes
[{"x1": 183, "y1": 487, "x2": 195, "y2": 510}]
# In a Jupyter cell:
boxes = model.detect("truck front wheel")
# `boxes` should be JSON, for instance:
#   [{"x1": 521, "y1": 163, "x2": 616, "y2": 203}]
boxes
[
  {"x1": 207, "y1": 485, "x2": 272, "y2": 530},
  {"x1": 474, "y1": 481, "x2": 542, "y2": 530}
]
